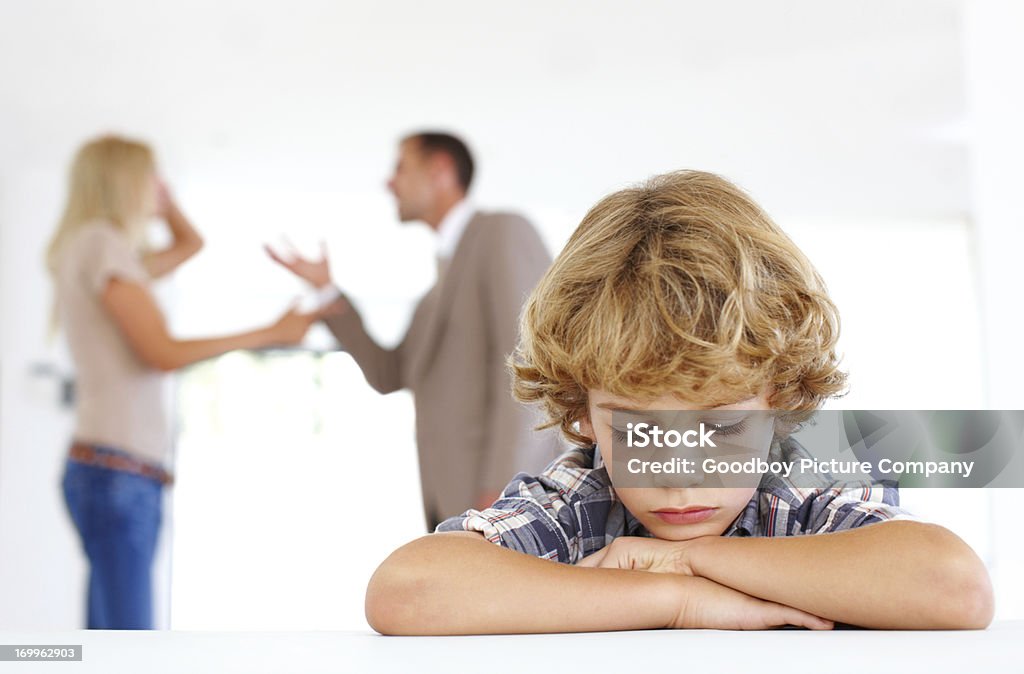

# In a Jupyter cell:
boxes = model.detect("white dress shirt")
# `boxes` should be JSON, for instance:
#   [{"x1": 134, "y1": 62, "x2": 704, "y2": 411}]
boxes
[{"x1": 435, "y1": 199, "x2": 476, "y2": 261}]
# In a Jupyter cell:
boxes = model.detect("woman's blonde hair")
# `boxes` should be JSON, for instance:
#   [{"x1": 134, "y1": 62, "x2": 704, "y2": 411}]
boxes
[
  {"x1": 45, "y1": 135, "x2": 156, "y2": 277},
  {"x1": 511, "y1": 170, "x2": 847, "y2": 446}
]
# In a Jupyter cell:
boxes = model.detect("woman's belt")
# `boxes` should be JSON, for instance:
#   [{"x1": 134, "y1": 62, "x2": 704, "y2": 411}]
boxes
[{"x1": 69, "y1": 442, "x2": 174, "y2": 485}]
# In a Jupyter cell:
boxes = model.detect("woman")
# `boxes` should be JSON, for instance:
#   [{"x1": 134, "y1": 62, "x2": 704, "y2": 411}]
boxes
[{"x1": 47, "y1": 135, "x2": 319, "y2": 629}]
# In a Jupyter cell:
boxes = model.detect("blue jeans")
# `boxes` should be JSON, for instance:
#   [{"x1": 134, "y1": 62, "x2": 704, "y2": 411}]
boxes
[{"x1": 62, "y1": 453, "x2": 163, "y2": 629}]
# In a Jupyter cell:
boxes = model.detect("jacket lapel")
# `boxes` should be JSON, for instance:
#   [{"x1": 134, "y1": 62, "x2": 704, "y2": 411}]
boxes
[{"x1": 407, "y1": 213, "x2": 484, "y2": 384}]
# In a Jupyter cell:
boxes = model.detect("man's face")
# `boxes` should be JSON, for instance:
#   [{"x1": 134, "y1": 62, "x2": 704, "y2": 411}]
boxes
[
  {"x1": 582, "y1": 388, "x2": 774, "y2": 541},
  {"x1": 387, "y1": 139, "x2": 435, "y2": 223}
]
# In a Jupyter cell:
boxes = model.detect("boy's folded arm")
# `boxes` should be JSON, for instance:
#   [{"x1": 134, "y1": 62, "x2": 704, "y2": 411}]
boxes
[
  {"x1": 365, "y1": 531, "x2": 681, "y2": 635},
  {"x1": 364, "y1": 531, "x2": 831, "y2": 635},
  {"x1": 684, "y1": 520, "x2": 994, "y2": 630}
]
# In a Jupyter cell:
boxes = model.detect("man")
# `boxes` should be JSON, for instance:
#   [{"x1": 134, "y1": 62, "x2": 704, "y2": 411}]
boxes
[{"x1": 268, "y1": 132, "x2": 559, "y2": 530}]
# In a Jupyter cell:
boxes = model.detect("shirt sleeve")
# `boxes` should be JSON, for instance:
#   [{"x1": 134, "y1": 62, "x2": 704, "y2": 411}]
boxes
[
  {"x1": 799, "y1": 484, "x2": 917, "y2": 534},
  {"x1": 79, "y1": 225, "x2": 149, "y2": 294},
  {"x1": 435, "y1": 471, "x2": 579, "y2": 562}
]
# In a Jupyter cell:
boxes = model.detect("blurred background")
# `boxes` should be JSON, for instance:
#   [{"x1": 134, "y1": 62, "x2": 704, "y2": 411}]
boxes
[{"x1": 1, "y1": 0, "x2": 1022, "y2": 630}]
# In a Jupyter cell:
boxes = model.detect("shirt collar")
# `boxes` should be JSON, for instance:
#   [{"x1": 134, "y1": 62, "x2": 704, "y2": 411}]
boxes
[
  {"x1": 723, "y1": 437, "x2": 800, "y2": 537},
  {"x1": 592, "y1": 446, "x2": 651, "y2": 538},
  {"x1": 724, "y1": 491, "x2": 761, "y2": 537},
  {"x1": 435, "y1": 199, "x2": 475, "y2": 260}
]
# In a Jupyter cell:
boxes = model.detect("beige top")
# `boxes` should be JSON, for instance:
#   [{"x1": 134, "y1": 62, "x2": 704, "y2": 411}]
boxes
[{"x1": 56, "y1": 221, "x2": 169, "y2": 466}]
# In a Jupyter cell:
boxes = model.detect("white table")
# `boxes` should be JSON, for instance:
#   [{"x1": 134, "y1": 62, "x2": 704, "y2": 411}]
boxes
[{"x1": 1, "y1": 622, "x2": 1019, "y2": 673}]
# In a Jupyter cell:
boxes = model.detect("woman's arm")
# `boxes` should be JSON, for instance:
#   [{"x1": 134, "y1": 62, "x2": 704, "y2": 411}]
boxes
[
  {"x1": 142, "y1": 186, "x2": 204, "y2": 279},
  {"x1": 364, "y1": 531, "x2": 832, "y2": 635},
  {"x1": 101, "y1": 277, "x2": 317, "y2": 372}
]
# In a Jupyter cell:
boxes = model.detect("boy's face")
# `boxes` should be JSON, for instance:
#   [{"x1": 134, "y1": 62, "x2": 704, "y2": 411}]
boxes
[{"x1": 581, "y1": 388, "x2": 772, "y2": 541}]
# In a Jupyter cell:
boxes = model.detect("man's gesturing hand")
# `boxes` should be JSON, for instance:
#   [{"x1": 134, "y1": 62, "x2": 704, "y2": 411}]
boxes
[{"x1": 266, "y1": 240, "x2": 332, "y2": 289}]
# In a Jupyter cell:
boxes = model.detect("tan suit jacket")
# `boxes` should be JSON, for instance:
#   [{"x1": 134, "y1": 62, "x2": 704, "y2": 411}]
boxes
[{"x1": 325, "y1": 211, "x2": 560, "y2": 524}]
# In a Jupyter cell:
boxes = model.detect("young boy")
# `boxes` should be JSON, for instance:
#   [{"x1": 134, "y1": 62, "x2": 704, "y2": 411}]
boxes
[{"x1": 365, "y1": 170, "x2": 994, "y2": 634}]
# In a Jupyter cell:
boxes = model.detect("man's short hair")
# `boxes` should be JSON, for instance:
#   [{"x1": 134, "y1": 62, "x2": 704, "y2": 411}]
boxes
[
  {"x1": 511, "y1": 170, "x2": 848, "y2": 447},
  {"x1": 406, "y1": 131, "x2": 475, "y2": 193}
]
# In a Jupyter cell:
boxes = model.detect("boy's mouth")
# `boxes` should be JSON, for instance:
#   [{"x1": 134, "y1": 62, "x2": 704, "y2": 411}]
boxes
[{"x1": 651, "y1": 506, "x2": 718, "y2": 525}]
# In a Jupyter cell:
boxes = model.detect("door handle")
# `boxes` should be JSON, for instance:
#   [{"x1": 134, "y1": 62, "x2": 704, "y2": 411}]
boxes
[{"x1": 29, "y1": 362, "x2": 75, "y2": 408}]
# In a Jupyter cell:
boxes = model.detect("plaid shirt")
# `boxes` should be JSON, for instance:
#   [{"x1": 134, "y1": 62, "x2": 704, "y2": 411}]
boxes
[{"x1": 436, "y1": 437, "x2": 913, "y2": 563}]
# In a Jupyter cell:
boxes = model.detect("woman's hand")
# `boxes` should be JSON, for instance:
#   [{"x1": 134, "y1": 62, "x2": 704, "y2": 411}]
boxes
[
  {"x1": 143, "y1": 178, "x2": 204, "y2": 278},
  {"x1": 155, "y1": 179, "x2": 174, "y2": 219},
  {"x1": 266, "y1": 303, "x2": 322, "y2": 346}
]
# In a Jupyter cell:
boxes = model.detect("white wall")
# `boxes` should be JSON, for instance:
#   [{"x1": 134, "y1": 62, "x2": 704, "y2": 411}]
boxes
[
  {"x1": 0, "y1": 166, "x2": 84, "y2": 628},
  {"x1": 3, "y1": 0, "x2": 1020, "y2": 630}
]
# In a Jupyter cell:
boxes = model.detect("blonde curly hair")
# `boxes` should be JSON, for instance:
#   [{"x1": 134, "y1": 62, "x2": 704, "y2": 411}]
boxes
[{"x1": 511, "y1": 170, "x2": 847, "y2": 446}]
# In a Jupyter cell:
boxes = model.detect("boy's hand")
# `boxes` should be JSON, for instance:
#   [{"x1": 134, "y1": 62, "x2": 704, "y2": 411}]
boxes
[
  {"x1": 669, "y1": 576, "x2": 833, "y2": 630},
  {"x1": 578, "y1": 536, "x2": 705, "y2": 575}
]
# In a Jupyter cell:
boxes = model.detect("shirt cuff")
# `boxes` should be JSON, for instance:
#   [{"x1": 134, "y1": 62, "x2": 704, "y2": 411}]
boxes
[{"x1": 314, "y1": 283, "x2": 342, "y2": 309}]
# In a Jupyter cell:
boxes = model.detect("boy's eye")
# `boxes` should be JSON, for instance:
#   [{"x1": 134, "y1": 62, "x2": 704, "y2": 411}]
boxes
[
  {"x1": 701, "y1": 418, "x2": 750, "y2": 437},
  {"x1": 610, "y1": 419, "x2": 660, "y2": 443}
]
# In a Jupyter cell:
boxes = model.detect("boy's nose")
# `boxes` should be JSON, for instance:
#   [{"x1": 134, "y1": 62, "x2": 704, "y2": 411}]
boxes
[
  {"x1": 651, "y1": 463, "x2": 706, "y2": 489},
  {"x1": 647, "y1": 444, "x2": 706, "y2": 488}
]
